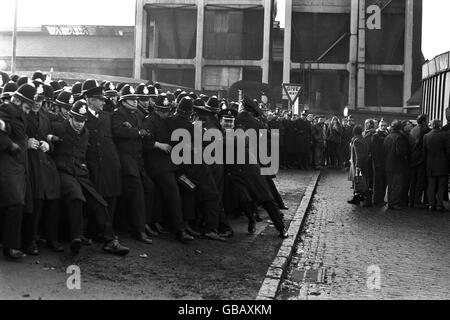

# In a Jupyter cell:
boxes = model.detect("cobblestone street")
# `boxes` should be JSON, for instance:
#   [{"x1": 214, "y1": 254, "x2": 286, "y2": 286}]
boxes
[{"x1": 278, "y1": 170, "x2": 450, "y2": 300}]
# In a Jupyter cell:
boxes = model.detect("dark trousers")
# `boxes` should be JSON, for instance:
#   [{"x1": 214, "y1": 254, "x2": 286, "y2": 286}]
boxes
[
  {"x1": 266, "y1": 176, "x2": 286, "y2": 209},
  {"x1": 196, "y1": 167, "x2": 221, "y2": 233},
  {"x1": 427, "y1": 176, "x2": 447, "y2": 208},
  {"x1": 409, "y1": 164, "x2": 427, "y2": 205},
  {"x1": 1, "y1": 205, "x2": 23, "y2": 249},
  {"x1": 153, "y1": 172, "x2": 185, "y2": 233},
  {"x1": 327, "y1": 141, "x2": 340, "y2": 168},
  {"x1": 209, "y1": 164, "x2": 232, "y2": 232},
  {"x1": 261, "y1": 201, "x2": 285, "y2": 232},
  {"x1": 387, "y1": 172, "x2": 405, "y2": 207},
  {"x1": 121, "y1": 173, "x2": 154, "y2": 234},
  {"x1": 372, "y1": 165, "x2": 387, "y2": 205},
  {"x1": 299, "y1": 151, "x2": 311, "y2": 170},
  {"x1": 313, "y1": 144, "x2": 324, "y2": 168},
  {"x1": 23, "y1": 199, "x2": 60, "y2": 245},
  {"x1": 64, "y1": 191, "x2": 115, "y2": 242}
]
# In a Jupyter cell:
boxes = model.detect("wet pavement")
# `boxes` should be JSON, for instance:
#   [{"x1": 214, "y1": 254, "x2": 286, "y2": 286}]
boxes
[
  {"x1": 277, "y1": 170, "x2": 450, "y2": 300},
  {"x1": 0, "y1": 170, "x2": 314, "y2": 300}
]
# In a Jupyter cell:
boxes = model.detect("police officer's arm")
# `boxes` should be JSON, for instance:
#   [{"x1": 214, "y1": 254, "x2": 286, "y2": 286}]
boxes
[{"x1": 111, "y1": 111, "x2": 140, "y2": 139}]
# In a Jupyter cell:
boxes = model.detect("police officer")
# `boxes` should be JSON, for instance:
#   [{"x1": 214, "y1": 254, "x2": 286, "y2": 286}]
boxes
[
  {"x1": 192, "y1": 96, "x2": 234, "y2": 237},
  {"x1": 167, "y1": 97, "x2": 227, "y2": 241},
  {"x1": 82, "y1": 80, "x2": 123, "y2": 239},
  {"x1": 0, "y1": 83, "x2": 37, "y2": 259},
  {"x1": 22, "y1": 83, "x2": 63, "y2": 255},
  {"x1": 51, "y1": 100, "x2": 130, "y2": 255},
  {"x1": 111, "y1": 85, "x2": 155, "y2": 244},
  {"x1": 143, "y1": 93, "x2": 194, "y2": 243}
]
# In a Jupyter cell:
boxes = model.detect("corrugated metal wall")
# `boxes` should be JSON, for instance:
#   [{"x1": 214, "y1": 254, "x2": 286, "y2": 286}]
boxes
[
  {"x1": 422, "y1": 52, "x2": 450, "y2": 124},
  {"x1": 422, "y1": 71, "x2": 450, "y2": 124}
]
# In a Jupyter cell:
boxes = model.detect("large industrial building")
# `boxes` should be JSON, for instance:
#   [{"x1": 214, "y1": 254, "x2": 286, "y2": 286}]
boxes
[{"x1": 134, "y1": 0, "x2": 424, "y2": 115}]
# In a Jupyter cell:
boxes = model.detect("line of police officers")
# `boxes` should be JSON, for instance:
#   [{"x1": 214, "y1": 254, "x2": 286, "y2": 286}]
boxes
[{"x1": 0, "y1": 71, "x2": 288, "y2": 260}]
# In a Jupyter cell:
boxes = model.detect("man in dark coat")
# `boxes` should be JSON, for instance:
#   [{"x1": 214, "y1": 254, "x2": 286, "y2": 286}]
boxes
[
  {"x1": 23, "y1": 85, "x2": 63, "y2": 255},
  {"x1": 225, "y1": 105, "x2": 288, "y2": 239},
  {"x1": 423, "y1": 120, "x2": 450, "y2": 211},
  {"x1": 0, "y1": 84, "x2": 36, "y2": 259},
  {"x1": 167, "y1": 97, "x2": 226, "y2": 241},
  {"x1": 383, "y1": 121, "x2": 410, "y2": 210},
  {"x1": 370, "y1": 120, "x2": 389, "y2": 207},
  {"x1": 408, "y1": 114, "x2": 430, "y2": 209},
  {"x1": 143, "y1": 93, "x2": 194, "y2": 243},
  {"x1": 84, "y1": 81, "x2": 123, "y2": 237},
  {"x1": 193, "y1": 96, "x2": 234, "y2": 237},
  {"x1": 111, "y1": 85, "x2": 154, "y2": 244},
  {"x1": 294, "y1": 112, "x2": 312, "y2": 170},
  {"x1": 51, "y1": 100, "x2": 129, "y2": 255}
]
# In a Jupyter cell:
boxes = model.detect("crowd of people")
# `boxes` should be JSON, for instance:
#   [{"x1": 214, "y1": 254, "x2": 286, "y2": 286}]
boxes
[
  {"x1": 0, "y1": 70, "x2": 291, "y2": 261},
  {"x1": 347, "y1": 114, "x2": 450, "y2": 213},
  {"x1": 265, "y1": 112, "x2": 355, "y2": 170}
]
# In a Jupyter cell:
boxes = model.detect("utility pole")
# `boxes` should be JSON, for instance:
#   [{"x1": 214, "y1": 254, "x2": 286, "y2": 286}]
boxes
[{"x1": 11, "y1": 0, "x2": 18, "y2": 74}]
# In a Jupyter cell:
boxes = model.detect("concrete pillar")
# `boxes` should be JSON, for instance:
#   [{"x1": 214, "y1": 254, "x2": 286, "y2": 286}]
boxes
[
  {"x1": 195, "y1": 0, "x2": 205, "y2": 91},
  {"x1": 283, "y1": 0, "x2": 293, "y2": 85},
  {"x1": 403, "y1": 0, "x2": 414, "y2": 110},
  {"x1": 357, "y1": 0, "x2": 366, "y2": 108},
  {"x1": 134, "y1": 0, "x2": 144, "y2": 79},
  {"x1": 261, "y1": 0, "x2": 272, "y2": 84},
  {"x1": 348, "y1": 0, "x2": 359, "y2": 110}
]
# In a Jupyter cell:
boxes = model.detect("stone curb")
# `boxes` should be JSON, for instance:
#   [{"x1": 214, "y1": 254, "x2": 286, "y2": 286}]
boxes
[{"x1": 256, "y1": 171, "x2": 321, "y2": 300}]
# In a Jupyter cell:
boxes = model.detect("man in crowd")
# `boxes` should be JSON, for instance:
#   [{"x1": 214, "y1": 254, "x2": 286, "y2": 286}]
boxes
[
  {"x1": 383, "y1": 120, "x2": 410, "y2": 210},
  {"x1": 409, "y1": 114, "x2": 430, "y2": 209},
  {"x1": 423, "y1": 119, "x2": 449, "y2": 212}
]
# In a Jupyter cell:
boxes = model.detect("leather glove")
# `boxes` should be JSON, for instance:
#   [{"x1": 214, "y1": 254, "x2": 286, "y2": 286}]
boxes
[{"x1": 122, "y1": 122, "x2": 132, "y2": 128}]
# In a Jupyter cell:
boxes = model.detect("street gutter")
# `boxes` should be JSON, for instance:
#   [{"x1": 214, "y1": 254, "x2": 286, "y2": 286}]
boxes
[{"x1": 256, "y1": 171, "x2": 321, "y2": 300}]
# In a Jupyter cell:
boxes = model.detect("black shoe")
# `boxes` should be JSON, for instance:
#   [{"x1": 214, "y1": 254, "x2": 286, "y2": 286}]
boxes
[
  {"x1": 135, "y1": 232, "x2": 153, "y2": 245},
  {"x1": 436, "y1": 206, "x2": 445, "y2": 212},
  {"x1": 145, "y1": 224, "x2": 159, "y2": 237},
  {"x1": 428, "y1": 206, "x2": 436, "y2": 212},
  {"x1": 81, "y1": 237, "x2": 93, "y2": 246},
  {"x1": 388, "y1": 205, "x2": 402, "y2": 211},
  {"x1": 255, "y1": 213, "x2": 263, "y2": 222},
  {"x1": 280, "y1": 206, "x2": 289, "y2": 211},
  {"x1": 70, "y1": 239, "x2": 83, "y2": 254},
  {"x1": 3, "y1": 248, "x2": 27, "y2": 260},
  {"x1": 103, "y1": 239, "x2": 130, "y2": 256},
  {"x1": 153, "y1": 223, "x2": 170, "y2": 235},
  {"x1": 218, "y1": 230, "x2": 234, "y2": 238},
  {"x1": 24, "y1": 242, "x2": 39, "y2": 256},
  {"x1": 347, "y1": 197, "x2": 361, "y2": 205},
  {"x1": 248, "y1": 219, "x2": 256, "y2": 234},
  {"x1": 47, "y1": 241, "x2": 64, "y2": 253},
  {"x1": 279, "y1": 229, "x2": 289, "y2": 239},
  {"x1": 176, "y1": 231, "x2": 194, "y2": 244},
  {"x1": 185, "y1": 226, "x2": 201, "y2": 238},
  {"x1": 414, "y1": 204, "x2": 428, "y2": 210}
]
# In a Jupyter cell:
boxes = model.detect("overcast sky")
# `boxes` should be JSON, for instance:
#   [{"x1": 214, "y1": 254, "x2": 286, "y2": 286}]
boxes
[{"x1": 0, "y1": 0, "x2": 448, "y2": 60}]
